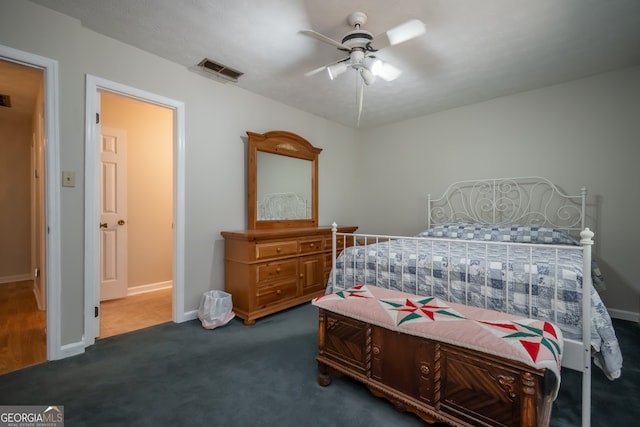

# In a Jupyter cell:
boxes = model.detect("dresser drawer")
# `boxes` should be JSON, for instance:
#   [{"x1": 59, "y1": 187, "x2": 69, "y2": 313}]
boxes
[
  {"x1": 255, "y1": 241, "x2": 298, "y2": 260},
  {"x1": 257, "y1": 260, "x2": 297, "y2": 282},
  {"x1": 324, "y1": 235, "x2": 353, "y2": 252},
  {"x1": 299, "y1": 238, "x2": 323, "y2": 254},
  {"x1": 222, "y1": 225, "x2": 358, "y2": 325},
  {"x1": 256, "y1": 279, "x2": 297, "y2": 308}
]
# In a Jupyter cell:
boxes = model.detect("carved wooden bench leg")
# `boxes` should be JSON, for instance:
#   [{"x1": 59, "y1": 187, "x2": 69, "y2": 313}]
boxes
[{"x1": 318, "y1": 361, "x2": 332, "y2": 386}]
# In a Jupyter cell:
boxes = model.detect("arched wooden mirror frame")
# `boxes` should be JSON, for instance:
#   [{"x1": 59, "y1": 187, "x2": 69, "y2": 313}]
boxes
[{"x1": 247, "y1": 130, "x2": 322, "y2": 230}]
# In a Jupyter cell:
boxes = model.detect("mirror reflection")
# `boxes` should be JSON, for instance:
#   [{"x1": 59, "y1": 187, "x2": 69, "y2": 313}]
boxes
[{"x1": 257, "y1": 151, "x2": 312, "y2": 220}]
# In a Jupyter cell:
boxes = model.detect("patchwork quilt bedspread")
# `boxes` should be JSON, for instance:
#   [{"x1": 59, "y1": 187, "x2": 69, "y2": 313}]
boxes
[
  {"x1": 326, "y1": 234, "x2": 622, "y2": 380},
  {"x1": 314, "y1": 284, "x2": 564, "y2": 397}
]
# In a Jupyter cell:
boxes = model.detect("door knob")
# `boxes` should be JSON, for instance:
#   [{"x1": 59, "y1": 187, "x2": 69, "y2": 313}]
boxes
[
  {"x1": 118, "y1": 220, "x2": 126, "y2": 225},
  {"x1": 100, "y1": 222, "x2": 108, "y2": 228}
]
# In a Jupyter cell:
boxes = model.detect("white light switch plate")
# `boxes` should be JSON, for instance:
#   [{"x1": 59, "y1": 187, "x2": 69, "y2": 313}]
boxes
[{"x1": 62, "y1": 170, "x2": 75, "y2": 187}]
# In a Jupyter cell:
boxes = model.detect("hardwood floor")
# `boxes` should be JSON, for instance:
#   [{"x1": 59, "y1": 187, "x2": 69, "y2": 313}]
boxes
[
  {"x1": 0, "y1": 281, "x2": 46, "y2": 375},
  {"x1": 99, "y1": 287, "x2": 173, "y2": 338},
  {"x1": 0, "y1": 281, "x2": 172, "y2": 375}
]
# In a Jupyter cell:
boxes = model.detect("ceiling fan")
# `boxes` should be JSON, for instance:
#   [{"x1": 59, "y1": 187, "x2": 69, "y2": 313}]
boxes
[{"x1": 301, "y1": 12, "x2": 426, "y2": 126}]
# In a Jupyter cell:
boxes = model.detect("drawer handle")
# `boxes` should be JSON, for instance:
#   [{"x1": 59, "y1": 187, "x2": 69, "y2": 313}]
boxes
[
  {"x1": 276, "y1": 267, "x2": 281, "y2": 273},
  {"x1": 276, "y1": 247, "x2": 281, "y2": 253},
  {"x1": 276, "y1": 289, "x2": 281, "y2": 295},
  {"x1": 309, "y1": 243, "x2": 315, "y2": 248},
  {"x1": 299, "y1": 274, "x2": 304, "y2": 279}
]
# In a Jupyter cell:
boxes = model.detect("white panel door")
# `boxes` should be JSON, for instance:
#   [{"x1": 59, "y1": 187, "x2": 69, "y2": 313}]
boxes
[{"x1": 100, "y1": 126, "x2": 128, "y2": 301}]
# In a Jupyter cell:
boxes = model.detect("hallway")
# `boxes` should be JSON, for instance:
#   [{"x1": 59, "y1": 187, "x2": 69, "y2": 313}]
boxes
[
  {"x1": 0, "y1": 280, "x2": 45, "y2": 375},
  {"x1": 0, "y1": 282, "x2": 172, "y2": 375}
]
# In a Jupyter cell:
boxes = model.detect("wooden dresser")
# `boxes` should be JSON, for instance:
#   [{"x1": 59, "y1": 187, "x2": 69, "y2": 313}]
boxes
[{"x1": 221, "y1": 225, "x2": 357, "y2": 325}]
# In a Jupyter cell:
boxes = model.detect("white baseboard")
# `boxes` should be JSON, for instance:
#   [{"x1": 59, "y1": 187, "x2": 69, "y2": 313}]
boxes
[
  {"x1": 0, "y1": 273, "x2": 33, "y2": 284},
  {"x1": 59, "y1": 340, "x2": 85, "y2": 359},
  {"x1": 32, "y1": 284, "x2": 45, "y2": 311},
  {"x1": 127, "y1": 281, "x2": 172, "y2": 296},
  {"x1": 183, "y1": 309, "x2": 199, "y2": 322},
  {"x1": 608, "y1": 308, "x2": 640, "y2": 323}
]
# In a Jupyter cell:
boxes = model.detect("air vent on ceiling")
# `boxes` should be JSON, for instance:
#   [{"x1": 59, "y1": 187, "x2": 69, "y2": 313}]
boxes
[
  {"x1": 0, "y1": 94, "x2": 11, "y2": 108},
  {"x1": 197, "y1": 58, "x2": 243, "y2": 83}
]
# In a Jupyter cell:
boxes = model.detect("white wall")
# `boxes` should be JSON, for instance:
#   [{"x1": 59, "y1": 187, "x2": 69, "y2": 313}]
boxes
[
  {"x1": 0, "y1": 116, "x2": 31, "y2": 280},
  {"x1": 0, "y1": 0, "x2": 360, "y2": 346},
  {"x1": 358, "y1": 66, "x2": 640, "y2": 315}
]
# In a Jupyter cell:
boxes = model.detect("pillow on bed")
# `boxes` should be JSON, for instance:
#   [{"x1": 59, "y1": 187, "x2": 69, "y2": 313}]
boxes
[{"x1": 416, "y1": 222, "x2": 580, "y2": 245}]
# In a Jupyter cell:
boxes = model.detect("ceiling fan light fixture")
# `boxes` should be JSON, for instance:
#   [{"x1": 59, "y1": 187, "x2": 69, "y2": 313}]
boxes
[
  {"x1": 360, "y1": 68, "x2": 376, "y2": 86},
  {"x1": 301, "y1": 12, "x2": 424, "y2": 126},
  {"x1": 327, "y1": 62, "x2": 348, "y2": 80},
  {"x1": 377, "y1": 62, "x2": 403, "y2": 81},
  {"x1": 362, "y1": 57, "x2": 382, "y2": 76},
  {"x1": 350, "y1": 50, "x2": 365, "y2": 65}
]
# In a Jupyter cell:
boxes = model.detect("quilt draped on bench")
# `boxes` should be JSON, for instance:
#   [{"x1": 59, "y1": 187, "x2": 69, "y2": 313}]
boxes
[{"x1": 313, "y1": 284, "x2": 564, "y2": 397}]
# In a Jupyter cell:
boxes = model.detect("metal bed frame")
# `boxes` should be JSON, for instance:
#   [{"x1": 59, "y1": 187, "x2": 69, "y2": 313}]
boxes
[{"x1": 331, "y1": 176, "x2": 594, "y2": 427}]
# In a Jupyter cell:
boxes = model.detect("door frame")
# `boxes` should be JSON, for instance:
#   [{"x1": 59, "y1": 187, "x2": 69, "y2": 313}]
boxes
[
  {"x1": 0, "y1": 44, "x2": 62, "y2": 360},
  {"x1": 84, "y1": 75, "x2": 186, "y2": 347}
]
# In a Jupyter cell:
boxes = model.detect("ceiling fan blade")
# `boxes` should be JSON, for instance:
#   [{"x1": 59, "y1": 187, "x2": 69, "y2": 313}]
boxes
[
  {"x1": 304, "y1": 64, "x2": 329, "y2": 77},
  {"x1": 372, "y1": 19, "x2": 426, "y2": 50},
  {"x1": 300, "y1": 29, "x2": 350, "y2": 50},
  {"x1": 304, "y1": 57, "x2": 350, "y2": 77}
]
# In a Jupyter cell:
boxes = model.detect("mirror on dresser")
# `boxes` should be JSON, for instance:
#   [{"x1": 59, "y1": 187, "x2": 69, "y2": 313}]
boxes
[
  {"x1": 221, "y1": 130, "x2": 357, "y2": 325},
  {"x1": 248, "y1": 130, "x2": 321, "y2": 229}
]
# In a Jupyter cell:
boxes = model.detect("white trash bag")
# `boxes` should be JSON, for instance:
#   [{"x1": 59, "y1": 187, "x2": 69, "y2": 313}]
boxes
[{"x1": 197, "y1": 290, "x2": 235, "y2": 329}]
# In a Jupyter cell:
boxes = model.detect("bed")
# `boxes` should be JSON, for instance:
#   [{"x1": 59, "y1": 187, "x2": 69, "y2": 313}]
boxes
[{"x1": 325, "y1": 176, "x2": 622, "y2": 427}]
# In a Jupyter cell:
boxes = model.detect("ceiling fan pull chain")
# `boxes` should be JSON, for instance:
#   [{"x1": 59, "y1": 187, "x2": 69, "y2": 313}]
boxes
[{"x1": 356, "y1": 78, "x2": 364, "y2": 128}]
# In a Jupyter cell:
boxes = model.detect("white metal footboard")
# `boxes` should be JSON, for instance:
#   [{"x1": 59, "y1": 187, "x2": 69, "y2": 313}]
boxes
[{"x1": 330, "y1": 223, "x2": 594, "y2": 427}]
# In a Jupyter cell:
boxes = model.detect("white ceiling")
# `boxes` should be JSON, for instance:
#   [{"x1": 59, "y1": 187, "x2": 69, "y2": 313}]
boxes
[{"x1": 22, "y1": 0, "x2": 640, "y2": 128}]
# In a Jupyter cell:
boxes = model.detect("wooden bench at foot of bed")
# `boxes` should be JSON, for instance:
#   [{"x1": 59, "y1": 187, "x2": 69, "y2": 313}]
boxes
[{"x1": 313, "y1": 286, "x2": 561, "y2": 427}]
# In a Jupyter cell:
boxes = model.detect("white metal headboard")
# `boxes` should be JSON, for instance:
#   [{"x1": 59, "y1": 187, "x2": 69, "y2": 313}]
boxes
[{"x1": 427, "y1": 176, "x2": 586, "y2": 233}]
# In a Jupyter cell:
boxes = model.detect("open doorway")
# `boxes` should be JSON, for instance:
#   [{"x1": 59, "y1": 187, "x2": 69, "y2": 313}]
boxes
[
  {"x1": 84, "y1": 75, "x2": 186, "y2": 348},
  {"x1": 97, "y1": 92, "x2": 173, "y2": 338},
  {"x1": 0, "y1": 59, "x2": 46, "y2": 373}
]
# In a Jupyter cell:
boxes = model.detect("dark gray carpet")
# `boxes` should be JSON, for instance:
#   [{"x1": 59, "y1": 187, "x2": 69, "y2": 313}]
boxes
[{"x1": 0, "y1": 303, "x2": 637, "y2": 427}]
